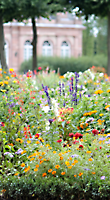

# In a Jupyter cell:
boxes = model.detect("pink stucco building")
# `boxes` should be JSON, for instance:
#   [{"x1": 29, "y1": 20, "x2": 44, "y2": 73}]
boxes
[{"x1": 3, "y1": 13, "x2": 85, "y2": 73}]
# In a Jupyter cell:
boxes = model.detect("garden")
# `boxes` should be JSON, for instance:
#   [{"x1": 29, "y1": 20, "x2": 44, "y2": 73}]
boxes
[{"x1": 0, "y1": 66, "x2": 110, "y2": 200}]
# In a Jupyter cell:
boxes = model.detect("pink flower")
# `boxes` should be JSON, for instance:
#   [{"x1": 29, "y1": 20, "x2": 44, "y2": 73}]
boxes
[
  {"x1": 73, "y1": 140, "x2": 79, "y2": 144},
  {"x1": 38, "y1": 67, "x2": 42, "y2": 70},
  {"x1": 92, "y1": 129, "x2": 99, "y2": 136}
]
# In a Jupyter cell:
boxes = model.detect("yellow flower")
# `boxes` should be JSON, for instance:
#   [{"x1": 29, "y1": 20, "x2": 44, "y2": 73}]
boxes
[
  {"x1": 21, "y1": 150, "x2": 26, "y2": 155},
  {"x1": 107, "y1": 89, "x2": 110, "y2": 93},
  {"x1": 79, "y1": 172, "x2": 83, "y2": 176},
  {"x1": 65, "y1": 161, "x2": 70, "y2": 166},
  {"x1": 9, "y1": 68, "x2": 14, "y2": 72},
  {"x1": 99, "y1": 113, "x2": 104, "y2": 117},
  {"x1": 88, "y1": 158, "x2": 93, "y2": 161},
  {"x1": 53, "y1": 151, "x2": 56, "y2": 154},
  {"x1": 59, "y1": 76, "x2": 64, "y2": 79},
  {"x1": 42, "y1": 173, "x2": 47, "y2": 177},
  {"x1": 16, "y1": 138, "x2": 23, "y2": 143},
  {"x1": 24, "y1": 166, "x2": 30, "y2": 172},
  {"x1": 36, "y1": 141, "x2": 40, "y2": 144},
  {"x1": 21, "y1": 163, "x2": 25, "y2": 167},
  {"x1": 61, "y1": 172, "x2": 65, "y2": 175},
  {"x1": 4, "y1": 81, "x2": 8, "y2": 85},
  {"x1": 27, "y1": 140, "x2": 31, "y2": 144},
  {"x1": 34, "y1": 168, "x2": 38, "y2": 172},
  {"x1": 94, "y1": 90, "x2": 103, "y2": 94},
  {"x1": 105, "y1": 105, "x2": 110, "y2": 109},
  {"x1": 86, "y1": 151, "x2": 91, "y2": 154},
  {"x1": 48, "y1": 169, "x2": 52, "y2": 173},
  {"x1": 55, "y1": 165, "x2": 60, "y2": 169}
]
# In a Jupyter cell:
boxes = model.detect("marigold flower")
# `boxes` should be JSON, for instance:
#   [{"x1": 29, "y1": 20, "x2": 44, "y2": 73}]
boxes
[
  {"x1": 34, "y1": 168, "x2": 38, "y2": 172},
  {"x1": 68, "y1": 166, "x2": 72, "y2": 169},
  {"x1": 88, "y1": 158, "x2": 93, "y2": 161},
  {"x1": 60, "y1": 156, "x2": 63, "y2": 160},
  {"x1": 61, "y1": 172, "x2": 65, "y2": 175},
  {"x1": 65, "y1": 161, "x2": 70, "y2": 166},
  {"x1": 74, "y1": 160, "x2": 78, "y2": 164},
  {"x1": 14, "y1": 173, "x2": 19, "y2": 176},
  {"x1": 92, "y1": 172, "x2": 96, "y2": 174},
  {"x1": 48, "y1": 169, "x2": 52, "y2": 173},
  {"x1": 42, "y1": 173, "x2": 47, "y2": 177},
  {"x1": 36, "y1": 164, "x2": 39, "y2": 168},
  {"x1": 86, "y1": 151, "x2": 91, "y2": 154},
  {"x1": 52, "y1": 171, "x2": 56, "y2": 175},
  {"x1": 24, "y1": 166, "x2": 30, "y2": 172},
  {"x1": 79, "y1": 172, "x2": 83, "y2": 176},
  {"x1": 53, "y1": 151, "x2": 56, "y2": 154},
  {"x1": 21, "y1": 163, "x2": 25, "y2": 167},
  {"x1": 55, "y1": 165, "x2": 60, "y2": 169},
  {"x1": 74, "y1": 175, "x2": 77, "y2": 177}
]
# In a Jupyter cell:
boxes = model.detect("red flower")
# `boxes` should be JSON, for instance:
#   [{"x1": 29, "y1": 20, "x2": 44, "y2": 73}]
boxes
[
  {"x1": 35, "y1": 133, "x2": 39, "y2": 138},
  {"x1": 57, "y1": 139, "x2": 62, "y2": 143},
  {"x1": 92, "y1": 129, "x2": 99, "y2": 135},
  {"x1": 100, "y1": 146, "x2": 102, "y2": 149},
  {"x1": 63, "y1": 143, "x2": 67, "y2": 147},
  {"x1": 69, "y1": 133, "x2": 74, "y2": 138},
  {"x1": 73, "y1": 140, "x2": 79, "y2": 144},
  {"x1": 74, "y1": 132, "x2": 83, "y2": 139},
  {"x1": 79, "y1": 144, "x2": 83, "y2": 149},
  {"x1": 38, "y1": 67, "x2": 42, "y2": 70}
]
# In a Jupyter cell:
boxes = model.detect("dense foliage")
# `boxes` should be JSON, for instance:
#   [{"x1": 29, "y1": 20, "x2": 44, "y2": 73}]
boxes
[
  {"x1": 20, "y1": 55, "x2": 107, "y2": 75},
  {"x1": 0, "y1": 67, "x2": 110, "y2": 200}
]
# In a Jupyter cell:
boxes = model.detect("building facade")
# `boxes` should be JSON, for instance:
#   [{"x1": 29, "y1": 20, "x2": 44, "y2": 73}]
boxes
[{"x1": 3, "y1": 13, "x2": 85, "y2": 73}]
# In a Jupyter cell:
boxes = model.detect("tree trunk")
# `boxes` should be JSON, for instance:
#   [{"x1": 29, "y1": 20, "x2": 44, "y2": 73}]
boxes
[
  {"x1": 107, "y1": 11, "x2": 110, "y2": 76},
  {"x1": 32, "y1": 17, "x2": 37, "y2": 72},
  {"x1": 0, "y1": 15, "x2": 8, "y2": 70}
]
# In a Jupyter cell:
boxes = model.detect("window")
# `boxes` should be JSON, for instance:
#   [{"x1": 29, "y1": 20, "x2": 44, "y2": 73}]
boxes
[
  {"x1": 42, "y1": 41, "x2": 52, "y2": 56},
  {"x1": 24, "y1": 40, "x2": 32, "y2": 60},
  {"x1": 61, "y1": 41, "x2": 70, "y2": 57}
]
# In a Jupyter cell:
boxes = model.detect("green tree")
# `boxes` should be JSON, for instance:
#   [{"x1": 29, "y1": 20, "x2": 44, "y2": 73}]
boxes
[
  {"x1": 18, "y1": 0, "x2": 65, "y2": 71},
  {"x1": 60, "y1": 0, "x2": 110, "y2": 75},
  {"x1": 0, "y1": 0, "x2": 19, "y2": 70}
]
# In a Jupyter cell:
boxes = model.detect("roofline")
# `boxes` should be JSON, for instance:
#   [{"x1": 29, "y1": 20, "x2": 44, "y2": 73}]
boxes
[{"x1": 4, "y1": 22, "x2": 85, "y2": 29}]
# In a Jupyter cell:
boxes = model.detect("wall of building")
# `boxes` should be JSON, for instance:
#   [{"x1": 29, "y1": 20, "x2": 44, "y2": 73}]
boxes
[{"x1": 3, "y1": 13, "x2": 85, "y2": 73}]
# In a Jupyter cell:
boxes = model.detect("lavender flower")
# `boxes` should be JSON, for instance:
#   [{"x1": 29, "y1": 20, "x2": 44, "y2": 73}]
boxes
[{"x1": 15, "y1": 148, "x2": 23, "y2": 154}]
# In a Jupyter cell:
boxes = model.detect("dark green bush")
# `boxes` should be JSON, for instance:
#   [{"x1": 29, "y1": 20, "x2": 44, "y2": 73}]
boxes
[{"x1": 19, "y1": 55, "x2": 107, "y2": 75}]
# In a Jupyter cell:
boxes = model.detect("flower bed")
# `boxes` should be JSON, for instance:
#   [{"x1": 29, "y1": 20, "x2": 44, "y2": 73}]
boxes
[{"x1": 0, "y1": 68, "x2": 110, "y2": 200}]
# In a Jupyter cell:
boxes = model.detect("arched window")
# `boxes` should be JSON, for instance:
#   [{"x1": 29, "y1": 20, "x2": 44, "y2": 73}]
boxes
[
  {"x1": 24, "y1": 40, "x2": 32, "y2": 60},
  {"x1": 42, "y1": 41, "x2": 53, "y2": 56},
  {"x1": 61, "y1": 41, "x2": 70, "y2": 57}
]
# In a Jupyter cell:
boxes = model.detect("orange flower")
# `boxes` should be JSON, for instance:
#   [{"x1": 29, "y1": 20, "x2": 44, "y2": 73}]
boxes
[
  {"x1": 60, "y1": 156, "x2": 63, "y2": 160},
  {"x1": 34, "y1": 168, "x2": 38, "y2": 172},
  {"x1": 92, "y1": 172, "x2": 95, "y2": 174},
  {"x1": 21, "y1": 163, "x2": 25, "y2": 167},
  {"x1": 52, "y1": 171, "x2": 56, "y2": 175},
  {"x1": 55, "y1": 165, "x2": 60, "y2": 169},
  {"x1": 74, "y1": 160, "x2": 78, "y2": 164},
  {"x1": 48, "y1": 169, "x2": 52, "y2": 173},
  {"x1": 14, "y1": 173, "x2": 19, "y2": 176},
  {"x1": 40, "y1": 160, "x2": 43, "y2": 164},
  {"x1": 61, "y1": 172, "x2": 65, "y2": 175},
  {"x1": 74, "y1": 175, "x2": 77, "y2": 177},
  {"x1": 42, "y1": 173, "x2": 47, "y2": 177},
  {"x1": 24, "y1": 166, "x2": 30, "y2": 172},
  {"x1": 65, "y1": 161, "x2": 70, "y2": 166},
  {"x1": 79, "y1": 172, "x2": 83, "y2": 176},
  {"x1": 36, "y1": 164, "x2": 39, "y2": 168},
  {"x1": 68, "y1": 166, "x2": 72, "y2": 169},
  {"x1": 88, "y1": 158, "x2": 93, "y2": 161}
]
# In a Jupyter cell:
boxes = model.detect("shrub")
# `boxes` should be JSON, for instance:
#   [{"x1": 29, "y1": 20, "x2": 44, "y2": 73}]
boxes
[{"x1": 19, "y1": 55, "x2": 107, "y2": 75}]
